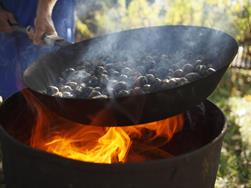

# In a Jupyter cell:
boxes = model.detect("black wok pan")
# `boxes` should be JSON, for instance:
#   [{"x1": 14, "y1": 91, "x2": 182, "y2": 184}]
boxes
[{"x1": 22, "y1": 25, "x2": 238, "y2": 126}]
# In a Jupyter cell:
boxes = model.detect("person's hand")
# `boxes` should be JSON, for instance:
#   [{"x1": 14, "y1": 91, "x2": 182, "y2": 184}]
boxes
[
  {"x1": 28, "y1": 15, "x2": 57, "y2": 45},
  {"x1": 0, "y1": 9, "x2": 17, "y2": 33}
]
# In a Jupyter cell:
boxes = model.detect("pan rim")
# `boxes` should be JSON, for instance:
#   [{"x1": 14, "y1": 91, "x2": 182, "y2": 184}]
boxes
[{"x1": 23, "y1": 24, "x2": 239, "y2": 101}]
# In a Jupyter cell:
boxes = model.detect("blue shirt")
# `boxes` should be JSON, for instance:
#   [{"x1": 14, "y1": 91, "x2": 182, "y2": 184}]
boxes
[
  {"x1": 0, "y1": 0, "x2": 75, "y2": 98},
  {"x1": 1, "y1": 0, "x2": 38, "y2": 27},
  {"x1": 0, "y1": 0, "x2": 75, "y2": 40}
]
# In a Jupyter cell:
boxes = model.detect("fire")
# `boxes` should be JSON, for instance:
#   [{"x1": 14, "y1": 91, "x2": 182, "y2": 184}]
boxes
[{"x1": 27, "y1": 92, "x2": 184, "y2": 164}]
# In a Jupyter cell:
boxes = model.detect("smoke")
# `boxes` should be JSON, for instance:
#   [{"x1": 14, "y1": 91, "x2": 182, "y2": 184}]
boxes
[
  {"x1": 76, "y1": 0, "x2": 101, "y2": 19},
  {"x1": 70, "y1": 0, "x2": 239, "y2": 90},
  {"x1": 12, "y1": 0, "x2": 237, "y2": 125},
  {"x1": 63, "y1": 0, "x2": 239, "y2": 123},
  {"x1": 74, "y1": 0, "x2": 238, "y2": 64}
]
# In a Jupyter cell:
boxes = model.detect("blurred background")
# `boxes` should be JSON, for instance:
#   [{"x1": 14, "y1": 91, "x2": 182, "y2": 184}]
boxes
[
  {"x1": 74, "y1": 0, "x2": 251, "y2": 187},
  {"x1": 0, "y1": 0, "x2": 250, "y2": 187}
]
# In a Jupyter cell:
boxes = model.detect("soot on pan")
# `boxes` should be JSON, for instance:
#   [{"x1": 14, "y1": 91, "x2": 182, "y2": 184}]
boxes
[{"x1": 45, "y1": 54, "x2": 216, "y2": 99}]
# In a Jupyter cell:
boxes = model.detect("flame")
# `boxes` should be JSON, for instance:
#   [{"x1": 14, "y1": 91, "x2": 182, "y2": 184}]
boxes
[{"x1": 26, "y1": 91, "x2": 184, "y2": 164}]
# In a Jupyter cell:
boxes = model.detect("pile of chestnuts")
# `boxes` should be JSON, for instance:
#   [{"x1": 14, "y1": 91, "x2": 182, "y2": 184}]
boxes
[{"x1": 45, "y1": 54, "x2": 216, "y2": 99}]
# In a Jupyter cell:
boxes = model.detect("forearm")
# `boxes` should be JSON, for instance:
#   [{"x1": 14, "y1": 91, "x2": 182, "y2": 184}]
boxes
[
  {"x1": 37, "y1": 0, "x2": 58, "y2": 17},
  {"x1": 28, "y1": 0, "x2": 58, "y2": 44}
]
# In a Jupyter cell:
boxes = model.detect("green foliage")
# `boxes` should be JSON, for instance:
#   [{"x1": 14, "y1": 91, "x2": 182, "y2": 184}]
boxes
[
  {"x1": 210, "y1": 69, "x2": 251, "y2": 188},
  {"x1": 76, "y1": 19, "x2": 94, "y2": 39},
  {"x1": 77, "y1": 0, "x2": 251, "y2": 42}
]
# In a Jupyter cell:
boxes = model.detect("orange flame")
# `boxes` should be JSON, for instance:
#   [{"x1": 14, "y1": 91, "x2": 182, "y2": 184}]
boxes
[{"x1": 27, "y1": 91, "x2": 184, "y2": 164}]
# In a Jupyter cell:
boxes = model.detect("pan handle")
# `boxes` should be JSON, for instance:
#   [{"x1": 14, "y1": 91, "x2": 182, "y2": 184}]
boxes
[
  {"x1": 12, "y1": 24, "x2": 71, "y2": 47},
  {"x1": 42, "y1": 34, "x2": 71, "y2": 47}
]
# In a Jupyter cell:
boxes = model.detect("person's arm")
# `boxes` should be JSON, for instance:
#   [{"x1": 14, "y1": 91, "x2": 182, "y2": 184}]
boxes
[
  {"x1": 28, "y1": 0, "x2": 58, "y2": 45},
  {"x1": 0, "y1": 4, "x2": 17, "y2": 33}
]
